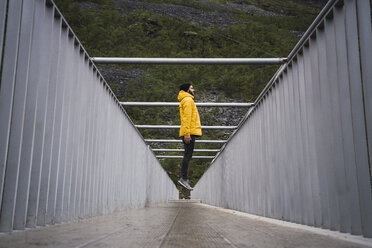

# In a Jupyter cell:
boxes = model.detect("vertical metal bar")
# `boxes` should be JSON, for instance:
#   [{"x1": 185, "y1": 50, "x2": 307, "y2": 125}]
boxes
[
  {"x1": 13, "y1": 0, "x2": 41, "y2": 230},
  {"x1": 124, "y1": 127, "x2": 132, "y2": 208},
  {"x1": 279, "y1": 73, "x2": 289, "y2": 222},
  {"x1": 256, "y1": 104, "x2": 263, "y2": 216},
  {"x1": 85, "y1": 66, "x2": 96, "y2": 217},
  {"x1": 87, "y1": 71, "x2": 99, "y2": 218},
  {"x1": 294, "y1": 58, "x2": 309, "y2": 225},
  {"x1": 102, "y1": 92, "x2": 111, "y2": 214},
  {"x1": 0, "y1": 0, "x2": 7, "y2": 70},
  {"x1": 246, "y1": 123, "x2": 252, "y2": 213},
  {"x1": 78, "y1": 58, "x2": 90, "y2": 219},
  {"x1": 225, "y1": 145, "x2": 231, "y2": 210},
  {"x1": 324, "y1": 13, "x2": 345, "y2": 232},
  {"x1": 266, "y1": 90, "x2": 273, "y2": 218},
  {"x1": 317, "y1": 25, "x2": 333, "y2": 230},
  {"x1": 268, "y1": 87, "x2": 275, "y2": 218},
  {"x1": 246, "y1": 115, "x2": 253, "y2": 213},
  {"x1": 119, "y1": 115, "x2": 125, "y2": 209},
  {"x1": 253, "y1": 110, "x2": 259, "y2": 215},
  {"x1": 236, "y1": 133, "x2": 242, "y2": 211},
  {"x1": 63, "y1": 37, "x2": 75, "y2": 221},
  {"x1": 333, "y1": 2, "x2": 361, "y2": 235},
  {"x1": 303, "y1": 41, "x2": 322, "y2": 228},
  {"x1": 284, "y1": 68, "x2": 294, "y2": 222},
  {"x1": 270, "y1": 81, "x2": 280, "y2": 218},
  {"x1": 54, "y1": 26, "x2": 70, "y2": 224},
  {"x1": 26, "y1": 0, "x2": 53, "y2": 228},
  {"x1": 355, "y1": 0, "x2": 372, "y2": 238},
  {"x1": 344, "y1": 0, "x2": 371, "y2": 236},
  {"x1": 238, "y1": 133, "x2": 243, "y2": 212},
  {"x1": 101, "y1": 86, "x2": 110, "y2": 213},
  {"x1": 91, "y1": 79, "x2": 103, "y2": 216},
  {"x1": 297, "y1": 52, "x2": 312, "y2": 226},
  {"x1": 282, "y1": 70, "x2": 295, "y2": 222},
  {"x1": 95, "y1": 84, "x2": 102, "y2": 214},
  {"x1": 60, "y1": 33, "x2": 76, "y2": 223},
  {"x1": 231, "y1": 134, "x2": 237, "y2": 209},
  {"x1": 274, "y1": 80, "x2": 284, "y2": 220},
  {"x1": 10, "y1": 0, "x2": 35, "y2": 231},
  {"x1": 37, "y1": 5, "x2": 61, "y2": 227},
  {"x1": 73, "y1": 51, "x2": 86, "y2": 220},
  {"x1": 0, "y1": 0, "x2": 30, "y2": 232},
  {"x1": 81, "y1": 66, "x2": 91, "y2": 218},
  {"x1": 0, "y1": 0, "x2": 23, "y2": 231},
  {"x1": 264, "y1": 96, "x2": 270, "y2": 218},
  {"x1": 46, "y1": 14, "x2": 65, "y2": 226},
  {"x1": 259, "y1": 99, "x2": 267, "y2": 217},
  {"x1": 68, "y1": 44, "x2": 83, "y2": 221},
  {"x1": 356, "y1": 0, "x2": 372, "y2": 183},
  {"x1": 310, "y1": 33, "x2": 329, "y2": 229},
  {"x1": 274, "y1": 84, "x2": 282, "y2": 220},
  {"x1": 288, "y1": 62, "x2": 302, "y2": 224},
  {"x1": 96, "y1": 82, "x2": 105, "y2": 215},
  {"x1": 271, "y1": 88, "x2": 278, "y2": 219}
]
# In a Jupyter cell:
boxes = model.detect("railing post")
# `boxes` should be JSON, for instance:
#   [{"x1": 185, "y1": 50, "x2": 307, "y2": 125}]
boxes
[
  {"x1": 356, "y1": 0, "x2": 372, "y2": 237},
  {"x1": 0, "y1": 0, "x2": 25, "y2": 233}
]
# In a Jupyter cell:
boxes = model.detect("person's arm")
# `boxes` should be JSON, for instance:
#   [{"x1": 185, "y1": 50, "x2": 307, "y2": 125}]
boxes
[{"x1": 182, "y1": 99, "x2": 192, "y2": 144}]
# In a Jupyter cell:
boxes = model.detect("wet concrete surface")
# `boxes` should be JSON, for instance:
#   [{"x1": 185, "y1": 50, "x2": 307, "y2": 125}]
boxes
[{"x1": 0, "y1": 201, "x2": 371, "y2": 248}]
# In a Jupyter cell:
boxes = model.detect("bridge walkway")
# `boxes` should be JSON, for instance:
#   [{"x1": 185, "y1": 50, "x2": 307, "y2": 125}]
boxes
[{"x1": 0, "y1": 201, "x2": 370, "y2": 248}]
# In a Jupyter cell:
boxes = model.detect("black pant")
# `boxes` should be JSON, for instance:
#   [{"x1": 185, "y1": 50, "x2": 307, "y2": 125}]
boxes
[{"x1": 181, "y1": 135, "x2": 196, "y2": 180}]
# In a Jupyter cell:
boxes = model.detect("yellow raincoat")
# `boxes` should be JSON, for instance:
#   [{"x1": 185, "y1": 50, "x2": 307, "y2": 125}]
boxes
[{"x1": 178, "y1": 90, "x2": 202, "y2": 137}]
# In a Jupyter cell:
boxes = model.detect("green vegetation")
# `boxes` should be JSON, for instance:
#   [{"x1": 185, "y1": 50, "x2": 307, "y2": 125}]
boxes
[{"x1": 54, "y1": 0, "x2": 322, "y2": 195}]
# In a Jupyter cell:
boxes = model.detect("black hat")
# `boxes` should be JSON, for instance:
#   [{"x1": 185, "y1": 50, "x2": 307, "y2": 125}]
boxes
[{"x1": 179, "y1": 83, "x2": 191, "y2": 92}]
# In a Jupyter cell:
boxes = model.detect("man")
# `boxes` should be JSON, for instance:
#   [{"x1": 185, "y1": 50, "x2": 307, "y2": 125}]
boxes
[{"x1": 177, "y1": 83, "x2": 202, "y2": 191}]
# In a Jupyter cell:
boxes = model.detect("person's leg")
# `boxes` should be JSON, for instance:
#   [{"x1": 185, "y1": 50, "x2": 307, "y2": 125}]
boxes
[{"x1": 181, "y1": 135, "x2": 195, "y2": 180}]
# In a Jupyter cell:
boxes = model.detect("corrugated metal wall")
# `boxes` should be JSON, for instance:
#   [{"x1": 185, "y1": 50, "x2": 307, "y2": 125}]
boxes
[
  {"x1": 193, "y1": 0, "x2": 372, "y2": 238},
  {"x1": 0, "y1": 0, "x2": 178, "y2": 232}
]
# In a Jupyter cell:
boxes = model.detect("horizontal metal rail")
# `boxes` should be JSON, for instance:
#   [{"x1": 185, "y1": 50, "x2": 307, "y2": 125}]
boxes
[
  {"x1": 287, "y1": 0, "x2": 337, "y2": 62},
  {"x1": 136, "y1": 125, "x2": 237, "y2": 130},
  {"x1": 92, "y1": 57, "x2": 287, "y2": 65},
  {"x1": 152, "y1": 149, "x2": 220, "y2": 152},
  {"x1": 156, "y1": 155, "x2": 215, "y2": 159},
  {"x1": 120, "y1": 102, "x2": 254, "y2": 107},
  {"x1": 252, "y1": 0, "x2": 338, "y2": 110},
  {"x1": 145, "y1": 139, "x2": 227, "y2": 143}
]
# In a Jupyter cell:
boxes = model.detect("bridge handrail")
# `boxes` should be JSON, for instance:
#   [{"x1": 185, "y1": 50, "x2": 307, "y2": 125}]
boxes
[{"x1": 121, "y1": 102, "x2": 254, "y2": 107}]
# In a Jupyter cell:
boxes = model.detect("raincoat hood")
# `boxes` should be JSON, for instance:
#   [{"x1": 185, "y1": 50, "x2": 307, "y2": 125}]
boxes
[{"x1": 178, "y1": 90, "x2": 194, "y2": 102}]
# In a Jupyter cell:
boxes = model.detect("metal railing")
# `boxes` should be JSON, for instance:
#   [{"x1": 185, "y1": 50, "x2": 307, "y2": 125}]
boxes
[
  {"x1": 156, "y1": 156, "x2": 214, "y2": 159},
  {"x1": 145, "y1": 139, "x2": 227, "y2": 143},
  {"x1": 92, "y1": 57, "x2": 286, "y2": 64},
  {"x1": 152, "y1": 149, "x2": 220, "y2": 152},
  {"x1": 121, "y1": 102, "x2": 254, "y2": 107},
  {"x1": 192, "y1": 0, "x2": 372, "y2": 238},
  {"x1": 135, "y1": 125, "x2": 237, "y2": 130},
  {"x1": 0, "y1": 0, "x2": 177, "y2": 233}
]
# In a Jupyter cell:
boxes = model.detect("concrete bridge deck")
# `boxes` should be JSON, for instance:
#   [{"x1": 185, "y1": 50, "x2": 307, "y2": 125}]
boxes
[{"x1": 0, "y1": 200, "x2": 371, "y2": 248}]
